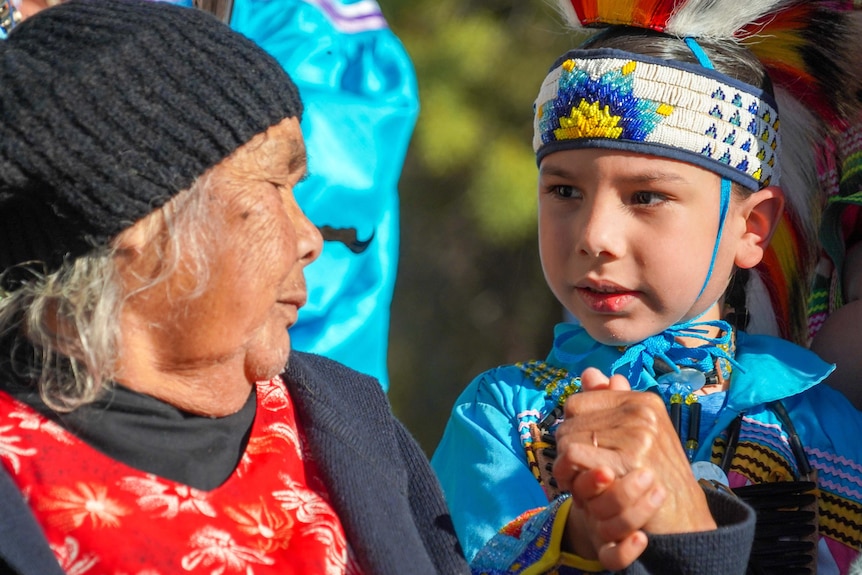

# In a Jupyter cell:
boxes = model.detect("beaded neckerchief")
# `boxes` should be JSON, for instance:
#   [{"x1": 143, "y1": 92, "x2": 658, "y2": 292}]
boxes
[
  {"x1": 651, "y1": 327, "x2": 736, "y2": 462},
  {"x1": 518, "y1": 325, "x2": 738, "y2": 496}
]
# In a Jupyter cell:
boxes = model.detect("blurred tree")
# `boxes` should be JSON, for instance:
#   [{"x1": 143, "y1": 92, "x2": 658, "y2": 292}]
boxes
[{"x1": 381, "y1": 0, "x2": 580, "y2": 454}]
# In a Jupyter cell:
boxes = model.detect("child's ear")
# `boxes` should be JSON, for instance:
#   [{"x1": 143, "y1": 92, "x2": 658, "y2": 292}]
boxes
[{"x1": 734, "y1": 185, "x2": 785, "y2": 270}]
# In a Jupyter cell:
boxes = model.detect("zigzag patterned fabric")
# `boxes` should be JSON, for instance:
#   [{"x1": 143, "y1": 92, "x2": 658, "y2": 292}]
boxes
[
  {"x1": 711, "y1": 416, "x2": 862, "y2": 556},
  {"x1": 809, "y1": 116, "x2": 862, "y2": 337}
]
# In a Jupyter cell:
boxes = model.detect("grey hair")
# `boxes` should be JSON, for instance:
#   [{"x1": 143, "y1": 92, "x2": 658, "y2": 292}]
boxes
[{"x1": 0, "y1": 175, "x2": 213, "y2": 412}]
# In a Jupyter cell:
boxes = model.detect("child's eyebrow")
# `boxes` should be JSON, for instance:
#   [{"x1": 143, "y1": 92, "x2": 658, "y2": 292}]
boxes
[
  {"x1": 618, "y1": 172, "x2": 689, "y2": 185},
  {"x1": 539, "y1": 164, "x2": 578, "y2": 178},
  {"x1": 540, "y1": 164, "x2": 690, "y2": 185}
]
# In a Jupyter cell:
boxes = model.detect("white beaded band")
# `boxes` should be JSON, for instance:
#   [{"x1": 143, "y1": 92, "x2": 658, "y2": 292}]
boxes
[{"x1": 533, "y1": 48, "x2": 780, "y2": 189}]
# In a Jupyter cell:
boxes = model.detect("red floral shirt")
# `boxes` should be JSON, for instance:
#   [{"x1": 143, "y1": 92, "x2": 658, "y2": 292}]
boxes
[{"x1": 0, "y1": 376, "x2": 361, "y2": 575}]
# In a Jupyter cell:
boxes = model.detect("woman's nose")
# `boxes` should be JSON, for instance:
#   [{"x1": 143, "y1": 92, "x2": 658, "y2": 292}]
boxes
[{"x1": 293, "y1": 204, "x2": 323, "y2": 265}]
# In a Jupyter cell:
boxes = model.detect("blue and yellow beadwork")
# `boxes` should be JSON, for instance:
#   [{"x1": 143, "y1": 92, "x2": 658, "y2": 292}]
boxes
[{"x1": 533, "y1": 48, "x2": 780, "y2": 191}]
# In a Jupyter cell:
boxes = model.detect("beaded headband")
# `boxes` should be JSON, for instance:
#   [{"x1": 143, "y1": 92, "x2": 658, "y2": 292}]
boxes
[{"x1": 533, "y1": 48, "x2": 780, "y2": 190}]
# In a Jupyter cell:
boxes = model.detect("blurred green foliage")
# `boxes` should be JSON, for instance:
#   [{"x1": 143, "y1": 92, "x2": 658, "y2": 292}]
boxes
[{"x1": 380, "y1": 0, "x2": 581, "y2": 454}]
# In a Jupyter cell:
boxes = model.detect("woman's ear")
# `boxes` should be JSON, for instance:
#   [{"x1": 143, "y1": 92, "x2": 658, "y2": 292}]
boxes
[
  {"x1": 734, "y1": 185, "x2": 785, "y2": 270},
  {"x1": 113, "y1": 219, "x2": 151, "y2": 253},
  {"x1": 111, "y1": 208, "x2": 169, "y2": 289}
]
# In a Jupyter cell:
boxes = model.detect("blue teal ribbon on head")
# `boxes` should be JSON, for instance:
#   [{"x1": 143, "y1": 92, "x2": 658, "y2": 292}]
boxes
[
  {"x1": 698, "y1": 177, "x2": 732, "y2": 301},
  {"x1": 683, "y1": 37, "x2": 732, "y2": 303},
  {"x1": 684, "y1": 37, "x2": 715, "y2": 71}
]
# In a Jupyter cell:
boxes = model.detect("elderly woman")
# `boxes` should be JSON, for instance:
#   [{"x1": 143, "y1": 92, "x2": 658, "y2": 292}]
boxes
[{"x1": 0, "y1": 1, "x2": 469, "y2": 573}]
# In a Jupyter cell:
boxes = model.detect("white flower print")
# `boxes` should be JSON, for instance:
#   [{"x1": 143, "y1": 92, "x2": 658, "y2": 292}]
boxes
[
  {"x1": 40, "y1": 482, "x2": 130, "y2": 530},
  {"x1": 237, "y1": 422, "x2": 303, "y2": 477},
  {"x1": 119, "y1": 475, "x2": 216, "y2": 519},
  {"x1": 9, "y1": 409, "x2": 75, "y2": 444},
  {"x1": 235, "y1": 451, "x2": 253, "y2": 478},
  {"x1": 8, "y1": 409, "x2": 41, "y2": 430},
  {"x1": 302, "y1": 523, "x2": 349, "y2": 575},
  {"x1": 263, "y1": 422, "x2": 303, "y2": 459},
  {"x1": 181, "y1": 526, "x2": 274, "y2": 575},
  {"x1": 223, "y1": 499, "x2": 294, "y2": 552},
  {"x1": 245, "y1": 423, "x2": 302, "y2": 457},
  {"x1": 50, "y1": 536, "x2": 99, "y2": 575},
  {"x1": 0, "y1": 423, "x2": 37, "y2": 473},
  {"x1": 272, "y1": 475, "x2": 335, "y2": 523},
  {"x1": 255, "y1": 377, "x2": 290, "y2": 412}
]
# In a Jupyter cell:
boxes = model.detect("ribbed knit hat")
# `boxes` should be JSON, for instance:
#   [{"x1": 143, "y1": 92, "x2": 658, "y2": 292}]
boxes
[{"x1": 0, "y1": 0, "x2": 303, "y2": 274}]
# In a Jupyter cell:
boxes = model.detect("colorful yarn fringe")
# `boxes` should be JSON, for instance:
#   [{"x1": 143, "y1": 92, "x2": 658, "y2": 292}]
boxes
[{"x1": 809, "y1": 115, "x2": 862, "y2": 338}]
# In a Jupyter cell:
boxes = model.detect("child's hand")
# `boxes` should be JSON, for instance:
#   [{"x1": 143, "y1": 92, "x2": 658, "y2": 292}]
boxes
[
  {"x1": 563, "y1": 464, "x2": 665, "y2": 570},
  {"x1": 579, "y1": 366, "x2": 632, "y2": 393}
]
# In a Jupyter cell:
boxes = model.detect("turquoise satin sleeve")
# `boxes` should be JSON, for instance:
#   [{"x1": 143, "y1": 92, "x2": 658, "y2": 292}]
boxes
[{"x1": 432, "y1": 368, "x2": 550, "y2": 562}]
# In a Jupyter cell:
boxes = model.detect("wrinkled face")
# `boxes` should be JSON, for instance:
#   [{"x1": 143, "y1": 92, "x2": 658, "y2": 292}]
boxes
[
  {"x1": 538, "y1": 148, "x2": 748, "y2": 345},
  {"x1": 117, "y1": 117, "x2": 322, "y2": 382}
]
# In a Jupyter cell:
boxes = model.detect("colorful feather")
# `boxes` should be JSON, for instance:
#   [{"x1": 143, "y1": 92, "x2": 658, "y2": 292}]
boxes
[
  {"x1": 758, "y1": 212, "x2": 809, "y2": 344},
  {"x1": 567, "y1": 0, "x2": 677, "y2": 31},
  {"x1": 741, "y1": 4, "x2": 862, "y2": 131}
]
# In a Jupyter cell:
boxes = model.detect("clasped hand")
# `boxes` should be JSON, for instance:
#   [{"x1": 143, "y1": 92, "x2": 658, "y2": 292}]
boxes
[{"x1": 552, "y1": 368, "x2": 717, "y2": 570}]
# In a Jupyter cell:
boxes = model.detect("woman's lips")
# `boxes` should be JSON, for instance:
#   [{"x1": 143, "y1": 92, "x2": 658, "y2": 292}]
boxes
[{"x1": 576, "y1": 287, "x2": 637, "y2": 313}]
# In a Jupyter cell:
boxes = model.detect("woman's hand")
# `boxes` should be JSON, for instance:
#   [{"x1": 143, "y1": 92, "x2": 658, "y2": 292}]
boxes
[{"x1": 554, "y1": 368, "x2": 717, "y2": 569}]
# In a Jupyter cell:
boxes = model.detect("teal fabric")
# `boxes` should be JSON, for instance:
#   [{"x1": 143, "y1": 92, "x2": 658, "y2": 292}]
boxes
[
  {"x1": 431, "y1": 322, "x2": 838, "y2": 563},
  {"x1": 231, "y1": 0, "x2": 419, "y2": 389}
]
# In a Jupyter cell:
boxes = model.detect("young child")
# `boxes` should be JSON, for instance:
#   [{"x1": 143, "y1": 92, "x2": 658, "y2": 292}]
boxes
[{"x1": 432, "y1": 1, "x2": 862, "y2": 573}]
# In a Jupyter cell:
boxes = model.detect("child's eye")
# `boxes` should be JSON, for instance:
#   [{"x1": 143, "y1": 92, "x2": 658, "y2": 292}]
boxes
[
  {"x1": 631, "y1": 191, "x2": 666, "y2": 205},
  {"x1": 550, "y1": 185, "x2": 581, "y2": 199}
]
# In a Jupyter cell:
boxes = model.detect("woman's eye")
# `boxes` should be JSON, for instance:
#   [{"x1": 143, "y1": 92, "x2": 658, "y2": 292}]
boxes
[{"x1": 631, "y1": 191, "x2": 665, "y2": 205}]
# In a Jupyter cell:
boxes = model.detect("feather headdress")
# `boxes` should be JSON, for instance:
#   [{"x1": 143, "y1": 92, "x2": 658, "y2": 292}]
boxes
[{"x1": 544, "y1": 0, "x2": 862, "y2": 345}]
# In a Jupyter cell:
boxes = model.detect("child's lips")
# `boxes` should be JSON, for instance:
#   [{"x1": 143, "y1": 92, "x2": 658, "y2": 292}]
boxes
[{"x1": 576, "y1": 286, "x2": 638, "y2": 313}]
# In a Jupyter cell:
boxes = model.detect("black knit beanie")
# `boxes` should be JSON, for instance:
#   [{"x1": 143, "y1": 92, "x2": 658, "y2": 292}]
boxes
[{"x1": 0, "y1": 0, "x2": 303, "y2": 276}]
